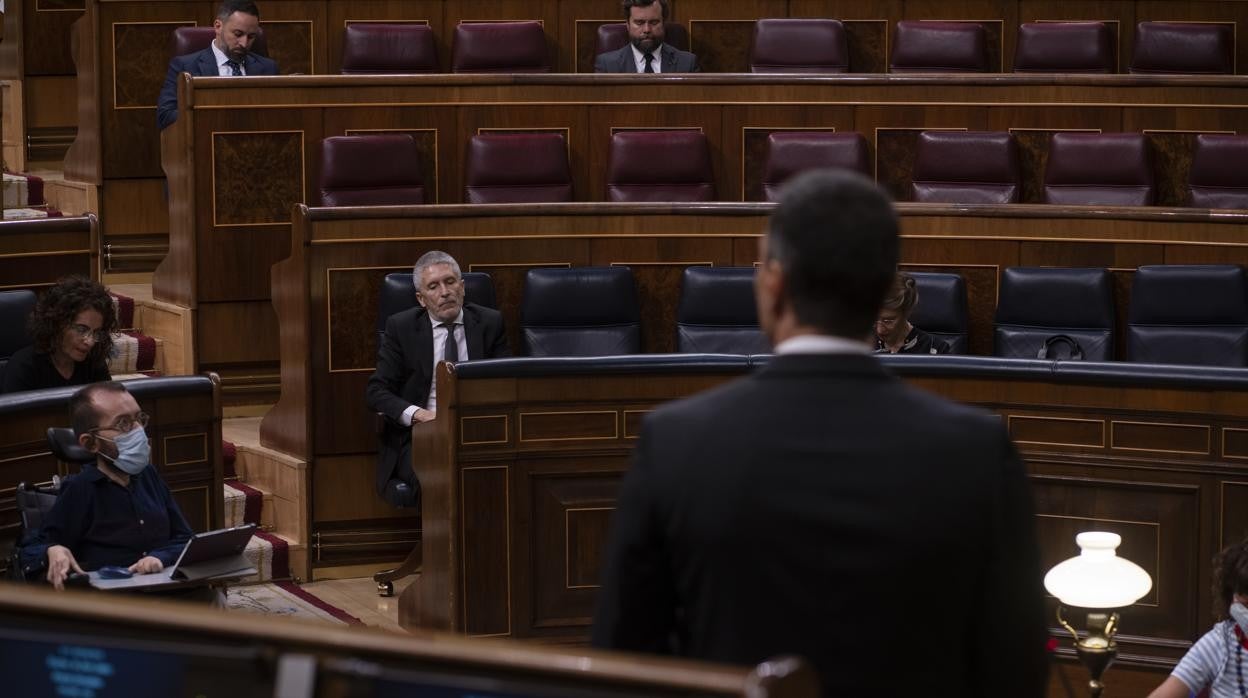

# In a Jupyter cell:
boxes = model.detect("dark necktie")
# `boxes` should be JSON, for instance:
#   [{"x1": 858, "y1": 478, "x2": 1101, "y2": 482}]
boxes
[
  {"x1": 643, "y1": 52, "x2": 655, "y2": 73},
  {"x1": 227, "y1": 60, "x2": 243, "y2": 76},
  {"x1": 442, "y1": 322, "x2": 459, "y2": 363}
]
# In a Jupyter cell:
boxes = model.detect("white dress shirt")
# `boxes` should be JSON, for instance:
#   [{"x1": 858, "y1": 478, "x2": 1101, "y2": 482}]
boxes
[
  {"x1": 401, "y1": 309, "x2": 467, "y2": 424},
  {"x1": 630, "y1": 43, "x2": 664, "y2": 73},
  {"x1": 774, "y1": 334, "x2": 871, "y2": 356},
  {"x1": 210, "y1": 41, "x2": 246, "y2": 76}
]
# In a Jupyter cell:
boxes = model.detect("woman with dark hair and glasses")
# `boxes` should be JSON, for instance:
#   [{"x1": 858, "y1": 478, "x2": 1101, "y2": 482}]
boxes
[{"x1": 1, "y1": 276, "x2": 115, "y2": 393}]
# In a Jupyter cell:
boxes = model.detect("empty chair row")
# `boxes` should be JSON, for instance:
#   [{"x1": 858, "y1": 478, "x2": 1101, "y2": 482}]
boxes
[
  {"x1": 317, "y1": 130, "x2": 1248, "y2": 208},
  {"x1": 318, "y1": 130, "x2": 717, "y2": 205},
  {"x1": 912, "y1": 131, "x2": 1248, "y2": 207},
  {"x1": 376, "y1": 265, "x2": 1248, "y2": 367}
]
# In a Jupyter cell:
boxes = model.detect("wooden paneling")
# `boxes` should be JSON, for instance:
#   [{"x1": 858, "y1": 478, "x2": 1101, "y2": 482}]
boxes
[
  {"x1": 0, "y1": 215, "x2": 98, "y2": 290},
  {"x1": 395, "y1": 355, "x2": 1248, "y2": 670}
]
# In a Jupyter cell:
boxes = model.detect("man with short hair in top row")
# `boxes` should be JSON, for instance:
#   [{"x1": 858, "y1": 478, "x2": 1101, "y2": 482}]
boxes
[{"x1": 595, "y1": 0, "x2": 701, "y2": 74}]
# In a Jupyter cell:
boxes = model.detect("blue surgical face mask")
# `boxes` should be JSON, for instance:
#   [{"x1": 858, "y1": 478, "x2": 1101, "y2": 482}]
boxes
[
  {"x1": 98, "y1": 426, "x2": 151, "y2": 475},
  {"x1": 1231, "y1": 601, "x2": 1248, "y2": 634}
]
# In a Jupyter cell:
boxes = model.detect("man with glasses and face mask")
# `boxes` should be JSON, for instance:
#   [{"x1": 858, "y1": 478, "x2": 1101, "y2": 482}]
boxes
[
  {"x1": 37, "y1": 382, "x2": 193, "y2": 590},
  {"x1": 366, "y1": 251, "x2": 510, "y2": 508}
]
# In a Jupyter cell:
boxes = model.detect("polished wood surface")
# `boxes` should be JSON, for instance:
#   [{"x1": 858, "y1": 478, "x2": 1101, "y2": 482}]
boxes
[
  {"x1": 0, "y1": 375, "x2": 224, "y2": 575},
  {"x1": 259, "y1": 201, "x2": 1248, "y2": 578},
  {"x1": 0, "y1": 582, "x2": 819, "y2": 698},
  {"x1": 0, "y1": 214, "x2": 98, "y2": 290},
  {"x1": 402, "y1": 358, "x2": 1248, "y2": 675}
]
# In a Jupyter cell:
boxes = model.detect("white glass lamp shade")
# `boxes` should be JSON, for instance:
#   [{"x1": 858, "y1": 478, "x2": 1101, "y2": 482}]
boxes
[{"x1": 1044, "y1": 532, "x2": 1153, "y2": 609}]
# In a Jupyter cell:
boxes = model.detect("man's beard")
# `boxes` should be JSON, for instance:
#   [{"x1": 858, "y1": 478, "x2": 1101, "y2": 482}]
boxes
[
  {"x1": 630, "y1": 36, "x2": 660, "y2": 54},
  {"x1": 228, "y1": 47, "x2": 249, "y2": 62}
]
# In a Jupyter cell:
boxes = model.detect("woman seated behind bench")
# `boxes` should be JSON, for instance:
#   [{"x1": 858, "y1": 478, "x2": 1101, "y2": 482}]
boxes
[
  {"x1": 873, "y1": 271, "x2": 951, "y2": 355},
  {"x1": 1, "y1": 276, "x2": 114, "y2": 394}
]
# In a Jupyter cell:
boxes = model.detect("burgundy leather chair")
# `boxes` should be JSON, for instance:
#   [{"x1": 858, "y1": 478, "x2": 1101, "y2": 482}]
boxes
[
  {"x1": 1129, "y1": 21, "x2": 1234, "y2": 75},
  {"x1": 911, "y1": 131, "x2": 1021, "y2": 204},
  {"x1": 451, "y1": 21, "x2": 549, "y2": 73},
  {"x1": 749, "y1": 19, "x2": 849, "y2": 73},
  {"x1": 341, "y1": 23, "x2": 437, "y2": 74},
  {"x1": 1188, "y1": 134, "x2": 1248, "y2": 209},
  {"x1": 890, "y1": 21, "x2": 989, "y2": 73},
  {"x1": 1043, "y1": 133, "x2": 1155, "y2": 206},
  {"x1": 761, "y1": 132, "x2": 870, "y2": 202},
  {"x1": 607, "y1": 130, "x2": 715, "y2": 202},
  {"x1": 464, "y1": 133, "x2": 573, "y2": 204},
  {"x1": 595, "y1": 22, "x2": 690, "y2": 55},
  {"x1": 170, "y1": 26, "x2": 268, "y2": 58},
  {"x1": 317, "y1": 135, "x2": 425, "y2": 206},
  {"x1": 1014, "y1": 22, "x2": 1115, "y2": 73}
]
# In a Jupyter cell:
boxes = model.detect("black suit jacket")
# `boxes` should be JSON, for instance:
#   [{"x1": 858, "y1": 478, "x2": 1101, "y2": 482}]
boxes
[
  {"x1": 157, "y1": 47, "x2": 279, "y2": 130},
  {"x1": 592, "y1": 352, "x2": 1048, "y2": 697},
  {"x1": 594, "y1": 43, "x2": 700, "y2": 73},
  {"x1": 365, "y1": 303, "x2": 509, "y2": 494}
]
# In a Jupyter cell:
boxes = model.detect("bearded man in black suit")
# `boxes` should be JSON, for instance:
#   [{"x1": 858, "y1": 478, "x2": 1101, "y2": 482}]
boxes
[
  {"x1": 366, "y1": 251, "x2": 510, "y2": 507},
  {"x1": 157, "y1": 0, "x2": 279, "y2": 130},
  {"x1": 594, "y1": 0, "x2": 700, "y2": 74},
  {"x1": 592, "y1": 170, "x2": 1049, "y2": 697}
]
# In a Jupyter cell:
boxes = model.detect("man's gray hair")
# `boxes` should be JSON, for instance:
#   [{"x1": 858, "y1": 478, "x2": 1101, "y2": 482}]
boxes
[{"x1": 412, "y1": 250, "x2": 462, "y2": 290}]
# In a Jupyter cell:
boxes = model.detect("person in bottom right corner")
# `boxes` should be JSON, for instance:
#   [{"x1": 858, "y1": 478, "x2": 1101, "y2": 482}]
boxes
[{"x1": 1150, "y1": 540, "x2": 1248, "y2": 698}]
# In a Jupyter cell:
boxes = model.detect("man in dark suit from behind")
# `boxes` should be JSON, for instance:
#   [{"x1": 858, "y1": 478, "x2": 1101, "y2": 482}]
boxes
[
  {"x1": 157, "y1": 0, "x2": 279, "y2": 130},
  {"x1": 592, "y1": 171, "x2": 1049, "y2": 697},
  {"x1": 594, "y1": 0, "x2": 700, "y2": 74},
  {"x1": 366, "y1": 251, "x2": 510, "y2": 507}
]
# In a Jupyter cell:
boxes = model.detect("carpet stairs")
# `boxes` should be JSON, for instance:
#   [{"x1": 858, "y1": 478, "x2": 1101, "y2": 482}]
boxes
[
  {"x1": 223, "y1": 443, "x2": 294, "y2": 583},
  {"x1": 107, "y1": 292, "x2": 161, "y2": 377}
]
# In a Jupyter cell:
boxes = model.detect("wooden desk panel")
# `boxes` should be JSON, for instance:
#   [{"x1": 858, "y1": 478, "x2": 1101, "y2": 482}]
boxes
[
  {"x1": 404, "y1": 358, "x2": 1248, "y2": 672},
  {"x1": 0, "y1": 214, "x2": 99, "y2": 291}
]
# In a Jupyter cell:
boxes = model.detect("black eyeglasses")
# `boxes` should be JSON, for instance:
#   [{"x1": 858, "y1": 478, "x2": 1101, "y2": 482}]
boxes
[
  {"x1": 70, "y1": 324, "x2": 109, "y2": 343},
  {"x1": 91, "y1": 412, "x2": 150, "y2": 435}
]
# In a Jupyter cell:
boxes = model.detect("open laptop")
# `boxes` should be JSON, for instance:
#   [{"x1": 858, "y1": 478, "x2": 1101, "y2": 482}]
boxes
[{"x1": 87, "y1": 523, "x2": 257, "y2": 590}]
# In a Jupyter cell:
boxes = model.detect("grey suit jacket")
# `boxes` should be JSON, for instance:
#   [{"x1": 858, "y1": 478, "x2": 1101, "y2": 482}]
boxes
[
  {"x1": 594, "y1": 43, "x2": 700, "y2": 73},
  {"x1": 157, "y1": 47, "x2": 279, "y2": 130}
]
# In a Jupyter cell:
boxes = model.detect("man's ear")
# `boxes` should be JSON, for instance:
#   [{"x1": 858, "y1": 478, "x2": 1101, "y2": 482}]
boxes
[
  {"x1": 414, "y1": 291, "x2": 427, "y2": 309},
  {"x1": 78, "y1": 433, "x2": 99, "y2": 453}
]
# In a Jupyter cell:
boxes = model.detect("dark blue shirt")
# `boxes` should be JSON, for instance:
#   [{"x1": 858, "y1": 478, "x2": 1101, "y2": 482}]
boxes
[{"x1": 39, "y1": 463, "x2": 193, "y2": 571}]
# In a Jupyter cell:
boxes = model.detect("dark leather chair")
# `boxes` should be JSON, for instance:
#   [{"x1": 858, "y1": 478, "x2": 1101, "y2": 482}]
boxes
[
  {"x1": 994, "y1": 267, "x2": 1115, "y2": 361},
  {"x1": 1129, "y1": 21, "x2": 1234, "y2": 75},
  {"x1": 170, "y1": 26, "x2": 268, "y2": 58},
  {"x1": 675, "y1": 267, "x2": 769, "y2": 354},
  {"x1": 521, "y1": 267, "x2": 641, "y2": 356},
  {"x1": 908, "y1": 272, "x2": 969, "y2": 354},
  {"x1": 1188, "y1": 134, "x2": 1248, "y2": 209},
  {"x1": 910, "y1": 131, "x2": 1021, "y2": 204},
  {"x1": 1043, "y1": 133, "x2": 1155, "y2": 206},
  {"x1": 370, "y1": 270, "x2": 495, "y2": 595},
  {"x1": 595, "y1": 22, "x2": 690, "y2": 55},
  {"x1": 464, "y1": 133, "x2": 573, "y2": 204},
  {"x1": 0, "y1": 289, "x2": 36, "y2": 389},
  {"x1": 1127, "y1": 264, "x2": 1248, "y2": 366},
  {"x1": 377, "y1": 271, "x2": 497, "y2": 341},
  {"x1": 451, "y1": 21, "x2": 549, "y2": 73},
  {"x1": 1013, "y1": 22, "x2": 1115, "y2": 73},
  {"x1": 318, "y1": 135, "x2": 425, "y2": 207},
  {"x1": 606, "y1": 130, "x2": 715, "y2": 202},
  {"x1": 48, "y1": 427, "x2": 95, "y2": 465},
  {"x1": 749, "y1": 19, "x2": 849, "y2": 73},
  {"x1": 890, "y1": 21, "x2": 990, "y2": 73},
  {"x1": 341, "y1": 23, "x2": 437, "y2": 74},
  {"x1": 761, "y1": 132, "x2": 870, "y2": 202}
]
